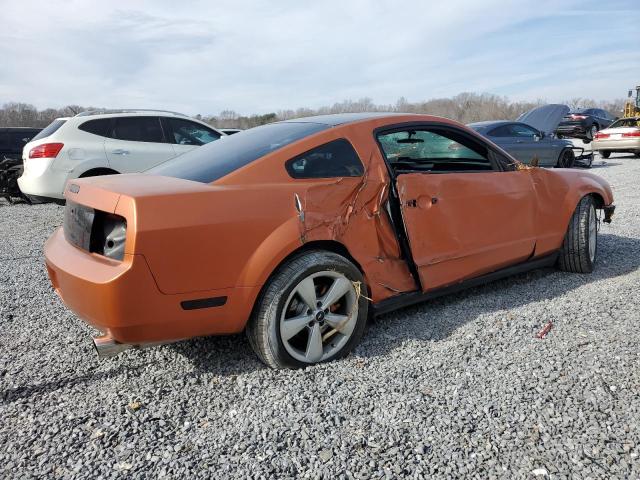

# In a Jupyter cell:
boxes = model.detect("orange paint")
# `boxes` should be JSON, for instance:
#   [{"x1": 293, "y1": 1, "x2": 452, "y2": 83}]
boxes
[{"x1": 44, "y1": 114, "x2": 615, "y2": 346}]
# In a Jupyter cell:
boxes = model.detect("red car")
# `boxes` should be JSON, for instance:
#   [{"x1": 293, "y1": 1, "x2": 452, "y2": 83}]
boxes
[{"x1": 45, "y1": 113, "x2": 615, "y2": 368}]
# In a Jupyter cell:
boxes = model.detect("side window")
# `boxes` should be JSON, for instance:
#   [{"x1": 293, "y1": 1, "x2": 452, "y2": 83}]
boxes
[
  {"x1": 510, "y1": 124, "x2": 538, "y2": 137},
  {"x1": 377, "y1": 127, "x2": 494, "y2": 174},
  {"x1": 78, "y1": 119, "x2": 111, "y2": 137},
  {"x1": 167, "y1": 118, "x2": 221, "y2": 146},
  {"x1": 112, "y1": 117, "x2": 164, "y2": 143},
  {"x1": 487, "y1": 125, "x2": 512, "y2": 137},
  {"x1": 285, "y1": 139, "x2": 364, "y2": 179}
]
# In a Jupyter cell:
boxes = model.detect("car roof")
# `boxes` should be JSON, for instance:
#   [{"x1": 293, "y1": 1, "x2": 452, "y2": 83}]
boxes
[
  {"x1": 280, "y1": 112, "x2": 417, "y2": 126},
  {"x1": 467, "y1": 120, "x2": 512, "y2": 129},
  {"x1": 74, "y1": 109, "x2": 191, "y2": 118}
]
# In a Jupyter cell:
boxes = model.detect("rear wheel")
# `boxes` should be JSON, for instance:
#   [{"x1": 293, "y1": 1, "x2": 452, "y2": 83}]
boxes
[
  {"x1": 558, "y1": 195, "x2": 598, "y2": 273},
  {"x1": 634, "y1": 150, "x2": 640, "y2": 158},
  {"x1": 586, "y1": 124, "x2": 598, "y2": 141},
  {"x1": 556, "y1": 149, "x2": 575, "y2": 168},
  {"x1": 247, "y1": 250, "x2": 369, "y2": 369},
  {"x1": 600, "y1": 151, "x2": 611, "y2": 159}
]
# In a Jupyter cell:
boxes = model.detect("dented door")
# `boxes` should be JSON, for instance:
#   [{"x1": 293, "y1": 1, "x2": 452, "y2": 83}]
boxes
[{"x1": 397, "y1": 171, "x2": 537, "y2": 291}]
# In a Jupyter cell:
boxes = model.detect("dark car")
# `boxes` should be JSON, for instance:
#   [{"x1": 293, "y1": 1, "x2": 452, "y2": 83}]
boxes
[
  {"x1": 469, "y1": 104, "x2": 577, "y2": 167},
  {"x1": 556, "y1": 108, "x2": 616, "y2": 141},
  {"x1": 0, "y1": 127, "x2": 42, "y2": 202},
  {"x1": 0, "y1": 127, "x2": 41, "y2": 160}
]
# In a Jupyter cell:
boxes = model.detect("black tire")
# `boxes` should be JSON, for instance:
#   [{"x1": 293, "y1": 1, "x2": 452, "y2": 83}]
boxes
[
  {"x1": 558, "y1": 195, "x2": 598, "y2": 273},
  {"x1": 600, "y1": 151, "x2": 611, "y2": 159},
  {"x1": 586, "y1": 124, "x2": 598, "y2": 141},
  {"x1": 556, "y1": 149, "x2": 575, "y2": 168},
  {"x1": 634, "y1": 150, "x2": 640, "y2": 158},
  {"x1": 247, "y1": 250, "x2": 369, "y2": 369}
]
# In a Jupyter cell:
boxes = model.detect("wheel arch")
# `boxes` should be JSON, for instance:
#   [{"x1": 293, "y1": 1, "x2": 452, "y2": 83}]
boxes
[
  {"x1": 79, "y1": 167, "x2": 119, "y2": 178},
  {"x1": 239, "y1": 237, "x2": 371, "y2": 331}
]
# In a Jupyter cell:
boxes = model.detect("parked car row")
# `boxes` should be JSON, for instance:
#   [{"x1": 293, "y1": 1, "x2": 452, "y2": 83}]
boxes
[
  {"x1": 42, "y1": 112, "x2": 616, "y2": 368},
  {"x1": 5, "y1": 103, "x2": 623, "y2": 205}
]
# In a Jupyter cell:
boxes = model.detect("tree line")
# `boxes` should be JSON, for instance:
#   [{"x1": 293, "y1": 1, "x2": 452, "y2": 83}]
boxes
[{"x1": 0, "y1": 93, "x2": 626, "y2": 130}]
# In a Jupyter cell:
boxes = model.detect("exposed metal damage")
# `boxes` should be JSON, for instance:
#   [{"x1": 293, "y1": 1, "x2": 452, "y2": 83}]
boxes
[{"x1": 295, "y1": 150, "x2": 417, "y2": 302}]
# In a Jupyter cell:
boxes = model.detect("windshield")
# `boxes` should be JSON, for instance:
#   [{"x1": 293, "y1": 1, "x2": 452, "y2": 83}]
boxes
[
  {"x1": 609, "y1": 118, "x2": 640, "y2": 128},
  {"x1": 31, "y1": 119, "x2": 67, "y2": 141},
  {"x1": 149, "y1": 121, "x2": 328, "y2": 183}
]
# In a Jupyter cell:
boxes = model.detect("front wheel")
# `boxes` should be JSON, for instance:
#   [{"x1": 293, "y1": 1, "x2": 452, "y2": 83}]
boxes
[
  {"x1": 558, "y1": 195, "x2": 598, "y2": 273},
  {"x1": 600, "y1": 151, "x2": 611, "y2": 159},
  {"x1": 556, "y1": 149, "x2": 575, "y2": 168},
  {"x1": 247, "y1": 250, "x2": 369, "y2": 369}
]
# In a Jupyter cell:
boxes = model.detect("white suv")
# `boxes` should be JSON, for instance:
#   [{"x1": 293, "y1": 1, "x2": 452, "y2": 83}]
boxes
[{"x1": 18, "y1": 110, "x2": 225, "y2": 202}]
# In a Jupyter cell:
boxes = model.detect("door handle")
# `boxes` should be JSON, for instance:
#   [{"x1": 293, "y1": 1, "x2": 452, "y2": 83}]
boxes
[
  {"x1": 111, "y1": 149, "x2": 130, "y2": 155},
  {"x1": 412, "y1": 196, "x2": 438, "y2": 209}
]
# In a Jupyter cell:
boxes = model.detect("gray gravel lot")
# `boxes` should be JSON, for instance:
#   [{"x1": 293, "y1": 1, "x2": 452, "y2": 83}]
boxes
[{"x1": 1, "y1": 154, "x2": 639, "y2": 479}]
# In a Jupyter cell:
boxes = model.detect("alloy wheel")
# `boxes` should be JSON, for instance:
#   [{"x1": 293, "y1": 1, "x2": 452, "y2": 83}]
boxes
[{"x1": 279, "y1": 271, "x2": 358, "y2": 364}]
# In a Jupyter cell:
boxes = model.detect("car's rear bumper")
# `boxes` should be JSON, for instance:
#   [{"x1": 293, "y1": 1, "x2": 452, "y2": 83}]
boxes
[
  {"x1": 557, "y1": 123, "x2": 588, "y2": 135},
  {"x1": 17, "y1": 158, "x2": 66, "y2": 200},
  {"x1": 44, "y1": 228, "x2": 258, "y2": 344},
  {"x1": 593, "y1": 138, "x2": 640, "y2": 151}
]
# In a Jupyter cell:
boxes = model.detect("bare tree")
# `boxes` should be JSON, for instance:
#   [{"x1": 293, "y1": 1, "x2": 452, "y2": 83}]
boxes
[{"x1": 1, "y1": 94, "x2": 626, "y2": 130}]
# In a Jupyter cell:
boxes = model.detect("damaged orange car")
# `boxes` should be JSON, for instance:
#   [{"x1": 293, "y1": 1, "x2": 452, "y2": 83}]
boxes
[{"x1": 44, "y1": 113, "x2": 615, "y2": 368}]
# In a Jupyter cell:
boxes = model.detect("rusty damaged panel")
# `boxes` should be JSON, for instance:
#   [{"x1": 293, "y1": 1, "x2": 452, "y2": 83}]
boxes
[{"x1": 297, "y1": 138, "x2": 417, "y2": 302}]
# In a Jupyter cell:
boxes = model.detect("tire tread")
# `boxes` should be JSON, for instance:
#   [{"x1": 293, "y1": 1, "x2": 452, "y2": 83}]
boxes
[{"x1": 558, "y1": 195, "x2": 596, "y2": 273}]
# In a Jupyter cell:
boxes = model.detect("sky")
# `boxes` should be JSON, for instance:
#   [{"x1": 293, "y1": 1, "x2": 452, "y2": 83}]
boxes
[{"x1": 1, "y1": 0, "x2": 639, "y2": 116}]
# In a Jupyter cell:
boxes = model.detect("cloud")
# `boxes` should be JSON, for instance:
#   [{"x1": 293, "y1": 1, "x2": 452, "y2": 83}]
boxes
[{"x1": 0, "y1": 0, "x2": 638, "y2": 115}]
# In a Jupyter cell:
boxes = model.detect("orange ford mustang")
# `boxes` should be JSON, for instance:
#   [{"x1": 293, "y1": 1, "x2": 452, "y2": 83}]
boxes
[{"x1": 44, "y1": 113, "x2": 615, "y2": 368}]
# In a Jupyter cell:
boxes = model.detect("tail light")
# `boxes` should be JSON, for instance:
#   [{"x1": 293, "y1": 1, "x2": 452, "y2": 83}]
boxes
[
  {"x1": 64, "y1": 201, "x2": 127, "y2": 261},
  {"x1": 29, "y1": 142, "x2": 64, "y2": 159},
  {"x1": 622, "y1": 131, "x2": 640, "y2": 137},
  {"x1": 594, "y1": 132, "x2": 610, "y2": 140},
  {"x1": 570, "y1": 115, "x2": 587, "y2": 120}
]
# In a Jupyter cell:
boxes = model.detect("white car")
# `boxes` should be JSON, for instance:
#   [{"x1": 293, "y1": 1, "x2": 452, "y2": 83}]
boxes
[
  {"x1": 593, "y1": 116, "x2": 640, "y2": 159},
  {"x1": 18, "y1": 109, "x2": 225, "y2": 202},
  {"x1": 220, "y1": 128, "x2": 243, "y2": 135}
]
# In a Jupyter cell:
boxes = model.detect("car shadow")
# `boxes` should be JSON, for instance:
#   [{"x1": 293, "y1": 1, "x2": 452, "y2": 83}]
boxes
[
  {"x1": 357, "y1": 232, "x2": 640, "y2": 357},
  {"x1": 174, "y1": 232, "x2": 639, "y2": 373},
  {"x1": 589, "y1": 161, "x2": 622, "y2": 169},
  {"x1": 0, "y1": 364, "x2": 150, "y2": 404}
]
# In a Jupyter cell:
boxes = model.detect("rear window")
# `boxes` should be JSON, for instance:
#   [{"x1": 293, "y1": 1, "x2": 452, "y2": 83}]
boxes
[
  {"x1": 31, "y1": 119, "x2": 67, "y2": 141},
  {"x1": 149, "y1": 121, "x2": 329, "y2": 183},
  {"x1": 610, "y1": 118, "x2": 640, "y2": 128}
]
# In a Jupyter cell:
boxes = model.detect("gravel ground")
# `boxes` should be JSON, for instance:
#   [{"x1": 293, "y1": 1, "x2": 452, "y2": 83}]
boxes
[{"x1": 1, "y1": 154, "x2": 639, "y2": 479}]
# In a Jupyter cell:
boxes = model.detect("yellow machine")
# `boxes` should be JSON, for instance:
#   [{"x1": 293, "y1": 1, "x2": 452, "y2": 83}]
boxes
[{"x1": 623, "y1": 85, "x2": 640, "y2": 118}]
